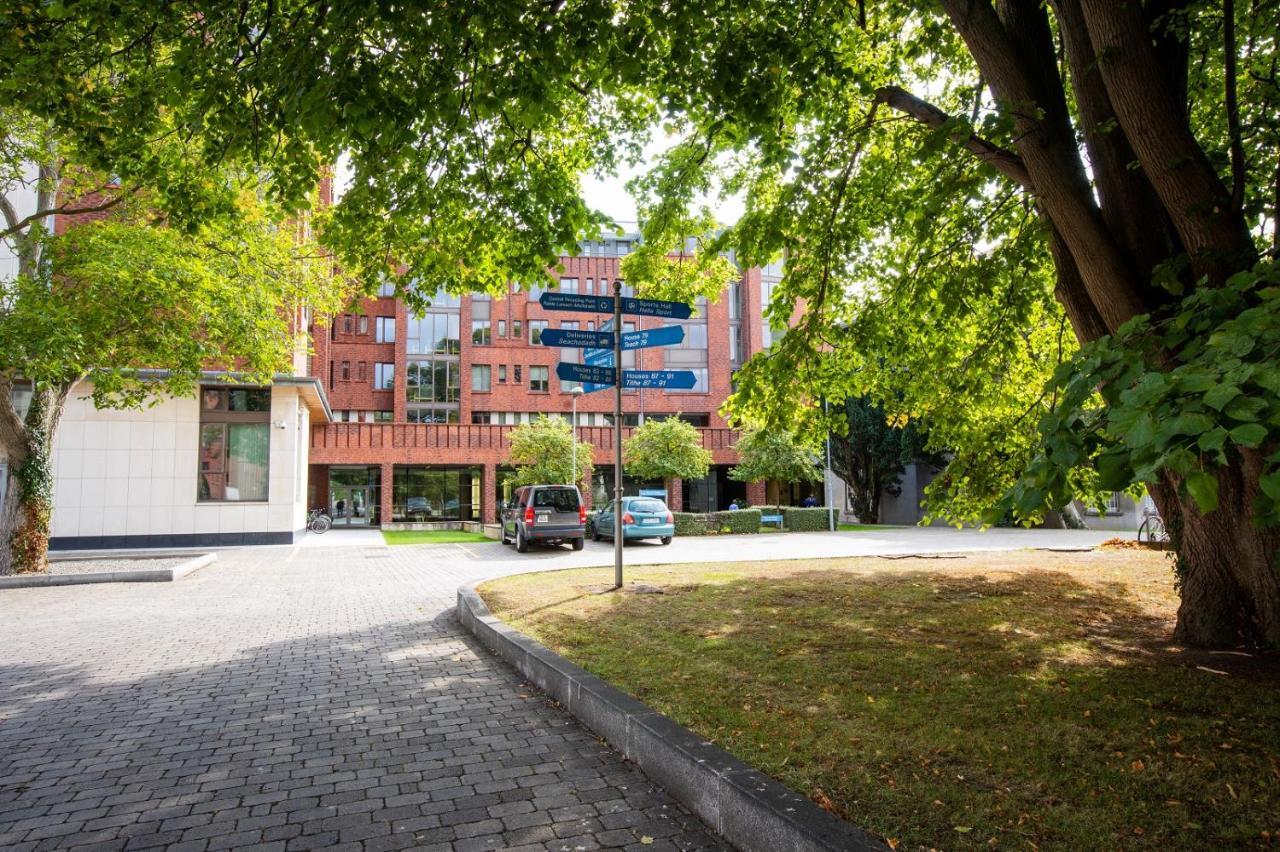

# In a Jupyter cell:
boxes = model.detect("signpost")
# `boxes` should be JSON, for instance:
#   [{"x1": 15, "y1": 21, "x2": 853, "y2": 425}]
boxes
[{"x1": 538, "y1": 286, "x2": 697, "y2": 588}]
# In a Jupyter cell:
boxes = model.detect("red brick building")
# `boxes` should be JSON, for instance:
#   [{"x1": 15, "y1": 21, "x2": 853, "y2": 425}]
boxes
[{"x1": 307, "y1": 238, "x2": 795, "y2": 527}]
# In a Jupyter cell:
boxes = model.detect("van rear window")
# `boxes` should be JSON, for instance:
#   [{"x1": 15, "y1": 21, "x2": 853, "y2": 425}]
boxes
[{"x1": 533, "y1": 488, "x2": 580, "y2": 511}]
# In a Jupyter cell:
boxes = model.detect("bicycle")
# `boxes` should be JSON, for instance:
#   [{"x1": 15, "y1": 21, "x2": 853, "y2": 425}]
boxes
[
  {"x1": 1137, "y1": 508, "x2": 1167, "y2": 546},
  {"x1": 306, "y1": 507, "x2": 332, "y2": 534}
]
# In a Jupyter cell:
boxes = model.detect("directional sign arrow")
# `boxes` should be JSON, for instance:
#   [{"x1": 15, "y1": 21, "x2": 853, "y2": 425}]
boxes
[
  {"x1": 620, "y1": 297, "x2": 694, "y2": 320},
  {"x1": 538, "y1": 292, "x2": 615, "y2": 313},
  {"x1": 621, "y1": 325, "x2": 684, "y2": 350},
  {"x1": 582, "y1": 319, "x2": 615, "y2": 393},
  {"x1": 539, "y1": 328, "x2": 615, "y2": 349},
  {"x1": 622, "y1": 369, "x2": 698, "y2": 390},
  {"x1": 557, "y1": 362, "x2": 616, "y2": 386}
]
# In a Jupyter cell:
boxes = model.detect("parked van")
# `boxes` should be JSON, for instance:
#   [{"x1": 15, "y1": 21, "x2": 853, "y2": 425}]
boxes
[{"x1": 500, "y1": 485, "x2": 586, "y2": 552}]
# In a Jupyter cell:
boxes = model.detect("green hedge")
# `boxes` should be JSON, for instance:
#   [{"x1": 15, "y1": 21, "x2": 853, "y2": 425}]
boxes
[
  {"x1": 673, "y1": 512, "x2": 713, "y2": 536},
  {"x1": 783, "y1": 506, "x2": 831, "y2": 531},
  {"x1": 714, "y1": 508, "x2": 763, "y2": 534}
]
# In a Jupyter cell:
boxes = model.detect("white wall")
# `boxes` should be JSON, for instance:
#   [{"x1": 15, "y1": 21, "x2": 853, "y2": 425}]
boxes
[
  {"x1": 50, "y1": 383, "x2": 310, "y2": 546},
  {"x1": 1, "y1": 162, "x2": 40, "y2": 284}
]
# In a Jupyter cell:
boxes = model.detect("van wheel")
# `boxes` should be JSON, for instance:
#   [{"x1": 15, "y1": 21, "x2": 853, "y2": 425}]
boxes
[
  {"x1": 572, "y1": 538, "x2": 584, "y2": 551},
  {"x1": 515, "y1": 528, "x2": 529, "y2": 553},
  {"x1": 660, "y1": 536, "x2": 672, "y2": 546}
]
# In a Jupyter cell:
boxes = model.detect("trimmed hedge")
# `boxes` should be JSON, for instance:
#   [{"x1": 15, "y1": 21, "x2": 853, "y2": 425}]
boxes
[
  {"x1": 714, "y1": 508, "x2": 763, "y2": 534},
  {"x1": 673, "y1": 512, "x2": 714, "y2": 536},
  {"x1": 783, "y1": 506, "x2": 831, "y2": 531}
]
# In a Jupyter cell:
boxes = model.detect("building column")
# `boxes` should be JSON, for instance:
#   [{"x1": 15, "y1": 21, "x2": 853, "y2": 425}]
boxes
[
  {"x1": 745, "y1": 480, "x2": 767, "y2": 507},
  {"x1": 667, "y1": 478, "x2": 683, "y2": 512},
  {"x1": 379, "y1": 462, "x2": 395, "y2": 526},
  {"x1": 482, "y1": 462, "x2": 499, "y2": 524}
]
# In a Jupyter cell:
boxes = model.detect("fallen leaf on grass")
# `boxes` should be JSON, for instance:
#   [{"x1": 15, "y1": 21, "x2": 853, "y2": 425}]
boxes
[{"x1": 640, "y1": 837, "x2": 654, "y2": 845}]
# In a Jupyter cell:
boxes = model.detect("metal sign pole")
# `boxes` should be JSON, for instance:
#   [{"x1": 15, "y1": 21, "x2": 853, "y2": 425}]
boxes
[{"x1": 613, "y1": 281, "x2": 624, "y2": 589}]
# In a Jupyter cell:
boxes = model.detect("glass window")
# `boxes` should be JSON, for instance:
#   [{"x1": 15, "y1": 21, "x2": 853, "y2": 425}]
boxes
[
  {"x1": 197, "y1": 387, "x2": 271, "y2": 502},
  {"x1": 340, "y1": 361, "x2": 350, "y2": 381},
  {"x1": 343, "y1": 315, "x2": 353, "y2": 334},
  {"x1": 471, "y1": 299, "x2": 491, "y2": 345},
  {"x1": 529, "y1": 320, "x2": 548, "y2": 344},
  {"x1": 376, "y1": 317, "x2": 395, "y2": 343},
  {"x1": 374, "y1": 363, "x2": 395, "y2": 389},
  {"x1": 392, "y1": 466, "x2": 481, "y2": 521},
  {"x1": 471, "y1": 412, "x2": 491, "y2": 424},
  {"x1": 729, "y1": 326, "x2": 742, "y2": 364},
  {"x1": 378, "y1": 280, "x2": 396, "y2": 297},
  {"x1": 514, "y1": 366, "x2": 522, "y2": 384},
  {"x1": 358, "y1": 315, "x2": 369, "y2": 335},
  {"x1": 405, "y1": 406, "x2": 459, "y2": 424},
  {"x1": 728, "y1": 280, "x2": 742, "y2": 320},
  {"x1": 407, "y1": 312, "x2": 460, "y2": 354},
  {"x1": 512, "y1": 320, "x2": 522, "y2": 339},
  {"x1": 472, "y1": 364, "x2": 491, "y2": 392},
  {"x1": 373, "y1": 410, "x2": 393, "y2": 422},
  {"x1": 497, "y1": 319, "x2": 507, "y2": 338},
  {"x1": 559, "y1": 277, "x2": 578, "y2": 294},
  {"x1": 406, "y1": 359, "x2": 461, "y2": 403},
  {"x1": 529, "y1": 280, "x2": 547, "y2": 300},
  {"x1": 530, "y1": 366, "x2": 549, "y2": 392},
  {"x1": 427, "y1": 288, "x2": 461, "y2": 308},
  {"x1": 498, "y1": 365, "x2": 508, "y2": 383}
]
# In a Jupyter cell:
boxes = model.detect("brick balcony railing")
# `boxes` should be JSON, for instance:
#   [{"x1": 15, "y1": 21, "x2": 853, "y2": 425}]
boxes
[{"x1": 309, "y1": 423, "x2": 741, "y2": 465}]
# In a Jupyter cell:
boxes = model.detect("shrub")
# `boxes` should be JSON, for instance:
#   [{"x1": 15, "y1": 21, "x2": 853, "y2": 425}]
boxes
[
  {"x1": 783, "y1": 506, "x2": 831, "y2": 531},
  {"x1": 714, "y1": 508, "x2": 762, "y2": 534},
  {"x1": 673, "y1": 512, "x2": 713, "y2": 536}
]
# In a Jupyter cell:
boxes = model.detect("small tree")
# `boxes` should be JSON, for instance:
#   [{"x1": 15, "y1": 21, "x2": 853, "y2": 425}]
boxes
[
  {"x1": 729, "y1": 427, "x2": 822, "y2": 505},
  {"x1": 830, "y1": 397, "x2": 933, "y2": 524},
  {"x1": 507, "y1": 415, "x2": 593, "y2": 494},
  {"x1": 623, "y1": 416, "x2": 712, "y2": 503}
]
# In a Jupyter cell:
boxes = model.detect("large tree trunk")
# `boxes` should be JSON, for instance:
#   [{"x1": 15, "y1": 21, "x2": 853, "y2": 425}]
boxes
[
  {"x1": 0, "y1": 385, "x2": 69, "y2": 575},
  {"x1": 1151, "y1": 461, "x2": 1280, "y2": 648}
]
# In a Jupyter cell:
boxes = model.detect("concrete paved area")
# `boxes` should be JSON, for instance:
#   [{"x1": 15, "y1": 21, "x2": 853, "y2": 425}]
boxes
[{"x1": 1, "y1": 527, "x2": 1119, "y2": 851}]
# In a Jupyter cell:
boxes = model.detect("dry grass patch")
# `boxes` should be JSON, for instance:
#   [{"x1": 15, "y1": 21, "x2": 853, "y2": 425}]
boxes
[{"x1": 480, "y1": 550, "x2": 1280, "y2": 851}]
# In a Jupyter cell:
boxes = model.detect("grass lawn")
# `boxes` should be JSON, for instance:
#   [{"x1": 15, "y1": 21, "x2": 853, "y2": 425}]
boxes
[
  {"x1": 839, "y1": 522, "x2": 897, "y2": 531},
  {"x1": 480, "y1": 550, "x2": 1280, "y2": 850},
  {"x1": 381, "y1": 529, "x2": 491, "y2": 545}
]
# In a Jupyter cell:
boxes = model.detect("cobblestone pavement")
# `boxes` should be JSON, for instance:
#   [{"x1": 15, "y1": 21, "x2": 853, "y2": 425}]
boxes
[{"x1": 0, "y1": 545, "x2": 731, "y2": 852}]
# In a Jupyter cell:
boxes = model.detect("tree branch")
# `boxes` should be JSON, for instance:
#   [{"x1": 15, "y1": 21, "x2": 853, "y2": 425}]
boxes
[
  {"x1": 1223, "y1": 0, "x2": 1247, "y2": 215},
  {"x1": 0, "y1": 187, "x2": 142, "y2": 241},
  {"x1": 873, "y1": 85, "x2": 1032, "y2": 190}
]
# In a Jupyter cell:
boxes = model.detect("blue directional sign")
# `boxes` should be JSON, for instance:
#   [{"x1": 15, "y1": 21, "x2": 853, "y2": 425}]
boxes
[
  {"x1": 539, "y1": 292, "x2": 615, "y2": 313},
  {"x1": 557, "y1": 362, "x2": 616, "y2": 385},
  {"x1": 621, "y1": 325, "x2": 684, "y2": 350},
  {"x1": 622, "y1": 370, "x2": 698, "y2": 390},
  {"x1": 539, "y1": 328, "x2": 614, "y2": 349},
  {"x1": 620, "y1": 297, "x2": 694, "y2": 320}
]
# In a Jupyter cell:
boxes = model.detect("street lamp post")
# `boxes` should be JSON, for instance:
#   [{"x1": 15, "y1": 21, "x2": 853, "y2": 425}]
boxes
[{"x1": 571, "y1": 386, "x2": 585, "y2": 486}]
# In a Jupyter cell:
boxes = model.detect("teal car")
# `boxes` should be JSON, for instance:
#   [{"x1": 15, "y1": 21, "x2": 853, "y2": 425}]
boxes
[{"x1": 592, "y1": 497, "x2": 675, "y2": 544}]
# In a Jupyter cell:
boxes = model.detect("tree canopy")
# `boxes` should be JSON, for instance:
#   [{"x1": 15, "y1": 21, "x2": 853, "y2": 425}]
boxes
[
  {"x1": 831, "y1": 397, "x2": 935, "y2": 525},
  {"x1": 730, "y1": 428, "x2": 824, "y2": 490},
  {"x1": 507, "y1": 415, "x2": 594, "y2": 493},
  {"x1": 4, "y1": 0, "x2": 1278, "y2": 640},
  {"x1": 623, "y1": 417, "x2": 713, "y2": 485}
]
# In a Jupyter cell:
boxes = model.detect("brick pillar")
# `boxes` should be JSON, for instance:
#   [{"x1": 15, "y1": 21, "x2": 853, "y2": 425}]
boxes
[
  {"x1": 482, "y1": 462, "x2": 499, "y2": 524},
  {"x1": 745, "y1": 480, "x2": 766, "y2": 507},
  {"x1": 380, "y1": 462, "x2": 395, "y2": 526},
  {"x1": 667, "y1": 478, "x2": 683, "y2": 512}
]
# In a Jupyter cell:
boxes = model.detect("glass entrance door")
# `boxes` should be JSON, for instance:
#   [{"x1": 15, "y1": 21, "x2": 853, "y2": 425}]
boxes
[{"x1": 330, "y1": 485, "x2": 371, "y2": 526}]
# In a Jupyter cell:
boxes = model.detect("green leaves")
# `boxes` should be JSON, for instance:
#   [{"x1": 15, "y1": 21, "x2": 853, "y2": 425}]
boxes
[
  {"x1": 623, "y1": 417, "x2": 713, "y2": 483},
  {"x1": 730, "y1": 428, "x2": 823, "y2": 485},
  {"x1": 1184, "y1": 471, "x2": 1220, "y2": 514},
  {"x1": 507, "y1": 415, "x2": 594, "y2": 493}
]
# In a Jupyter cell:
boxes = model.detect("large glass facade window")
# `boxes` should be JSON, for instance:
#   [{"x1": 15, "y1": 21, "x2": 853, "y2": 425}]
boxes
[
  {"x1": 392, "y1": 466, "x2": 482, "y2": 521},
  {"x1": 405, "y1": 407, "x2": 459, "y2": 423},
  {"x1": 407, "y1": 312, "x2": 460, "y2": 354},
  {"x1": 406, "y1": 359, "x2": 461, "y2": 404},
  {"x1": 198, "y1": 387, "x2": 270, "y2": 502}
]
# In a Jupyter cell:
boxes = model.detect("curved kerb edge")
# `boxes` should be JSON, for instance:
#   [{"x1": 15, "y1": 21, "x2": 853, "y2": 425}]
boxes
[{"x1": 456, "y1": 582, "x2": 887, "y2": 852}]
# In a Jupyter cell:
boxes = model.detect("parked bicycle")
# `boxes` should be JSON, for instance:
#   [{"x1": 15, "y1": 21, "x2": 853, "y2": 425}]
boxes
[
  {"x1": 1137, "y1": 507, "x2": 1167, "y2": 545},
  {"x1": 306, "y1": 507, "x2": 332, "y2": 534}
]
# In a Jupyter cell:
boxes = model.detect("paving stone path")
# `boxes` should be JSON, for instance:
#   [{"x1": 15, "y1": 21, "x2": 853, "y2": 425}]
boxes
[{"x1": 0, "y1": 545, "x2": 730, "y2": 852}]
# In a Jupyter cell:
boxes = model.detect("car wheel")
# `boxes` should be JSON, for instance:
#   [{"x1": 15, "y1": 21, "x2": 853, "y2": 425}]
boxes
[
  {"x1": 572, "y1": 538, "x2": 584, "y2": 551},
  {"x1": 660, "y1": 536, "x2": 672, "y2": 545},
  {"x1": 591, "y1": 526, "x2": 601, "y2": 542},
  {"x1": 515, "y1": 527, "x2": 529, "y2": 553}
]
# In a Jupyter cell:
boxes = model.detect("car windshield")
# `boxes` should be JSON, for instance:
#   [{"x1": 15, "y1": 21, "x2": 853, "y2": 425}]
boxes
[
  {"x1": 628, "y1": 499, "x2": 666, "y2": 513},
  {"x1": 532, "y1": 488, "x2": 579, "y2": 511}
]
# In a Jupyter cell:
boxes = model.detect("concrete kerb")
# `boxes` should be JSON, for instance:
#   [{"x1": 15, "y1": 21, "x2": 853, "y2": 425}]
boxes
[
  {"x1": 0, "y1": 553, "x2": 217, "y2": 589},
  {"x1": 457, "y1": 582, "x2": 888, "y2": 852}
]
